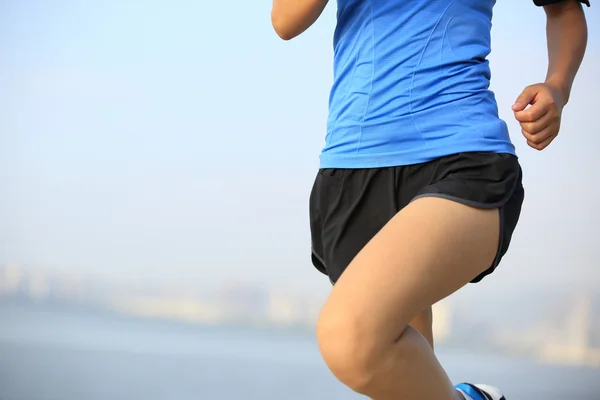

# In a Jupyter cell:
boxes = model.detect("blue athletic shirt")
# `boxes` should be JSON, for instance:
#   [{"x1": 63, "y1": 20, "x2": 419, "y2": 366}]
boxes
[{"x1": 320, "y1": 0, "x2": 516, "y2": 168}]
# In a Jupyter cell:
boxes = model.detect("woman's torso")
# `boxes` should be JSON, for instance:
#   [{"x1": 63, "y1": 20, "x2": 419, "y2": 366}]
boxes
[{"x1": 321, "y1": 0, "x2": 516, "y2": 169}]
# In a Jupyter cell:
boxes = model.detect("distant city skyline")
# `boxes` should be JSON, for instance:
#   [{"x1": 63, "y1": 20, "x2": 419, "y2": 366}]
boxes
[{"x1": 1, "y1": 263, "x2": 599, "y2": 367}]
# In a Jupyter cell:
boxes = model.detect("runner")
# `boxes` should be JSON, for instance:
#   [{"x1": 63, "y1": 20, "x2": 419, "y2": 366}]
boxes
[{"x1": 271, "y1": 0, "x2": 589, "y2": 398}]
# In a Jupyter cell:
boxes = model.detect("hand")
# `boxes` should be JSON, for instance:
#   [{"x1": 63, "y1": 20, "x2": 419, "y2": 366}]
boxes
[{"x1": 512, "y1": 82, "x2": 566, "y2": 151}]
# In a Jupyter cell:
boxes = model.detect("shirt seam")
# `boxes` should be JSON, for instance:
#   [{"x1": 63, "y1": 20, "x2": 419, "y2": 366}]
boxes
[
  {"x1": 354, "y1": 0, "x2": 376, "y2": 154},
  {"x1": 409, "y1": 0, "x2": 457, "y2": 150},
  {"x1": 327, "y1": 23, "x2": 367, "y2": 147}
]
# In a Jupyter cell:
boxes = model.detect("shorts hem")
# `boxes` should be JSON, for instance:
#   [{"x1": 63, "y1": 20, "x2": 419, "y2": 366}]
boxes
[{"x1": 311, "y1": 249, "x2": 335, "y2": 285}]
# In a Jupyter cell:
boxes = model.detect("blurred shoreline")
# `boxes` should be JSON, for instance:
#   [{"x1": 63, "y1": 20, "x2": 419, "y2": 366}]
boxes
[{"x1": 1, "y1": 263, "x2": 599, "y2": 368}]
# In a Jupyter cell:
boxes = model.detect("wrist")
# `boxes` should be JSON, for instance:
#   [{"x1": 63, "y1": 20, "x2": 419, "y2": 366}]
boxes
[{"x1": 545, "y1": 76, "x2": 571, "y2": 105}]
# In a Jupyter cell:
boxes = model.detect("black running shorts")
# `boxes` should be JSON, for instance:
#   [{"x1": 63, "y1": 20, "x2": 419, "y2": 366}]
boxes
[{"x1": 309, "y1": 152, "x2": 525, "y2": 284}]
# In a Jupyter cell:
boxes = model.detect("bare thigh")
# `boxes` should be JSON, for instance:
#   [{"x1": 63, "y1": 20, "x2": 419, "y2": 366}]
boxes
[{"x1": 318, "y1": 196, "x2": 500, "y2": 357}]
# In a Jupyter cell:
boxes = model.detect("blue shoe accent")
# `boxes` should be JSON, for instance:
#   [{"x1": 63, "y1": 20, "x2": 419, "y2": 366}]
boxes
[
  {"x1": 455, "y1": 383, "x2": 506, "y2": 400},
  {"x1": 456, "y1": 383, "x2": 487, "y2": 400}
]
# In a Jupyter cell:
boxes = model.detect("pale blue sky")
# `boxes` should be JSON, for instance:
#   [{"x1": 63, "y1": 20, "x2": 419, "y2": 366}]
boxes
[{"x1": 1, "y1": 0, "x2": 598, "y2": 295}]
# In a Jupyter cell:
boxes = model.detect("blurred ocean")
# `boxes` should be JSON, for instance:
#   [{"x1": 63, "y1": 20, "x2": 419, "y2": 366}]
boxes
[{"x1": 0, "y1": 303, "x2": 598, "y2": 400}]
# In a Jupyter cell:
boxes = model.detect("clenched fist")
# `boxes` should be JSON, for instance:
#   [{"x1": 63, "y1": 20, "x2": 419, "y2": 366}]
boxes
[{"x1": 512, "y1": 83, "x2": 567, "y2": 151}]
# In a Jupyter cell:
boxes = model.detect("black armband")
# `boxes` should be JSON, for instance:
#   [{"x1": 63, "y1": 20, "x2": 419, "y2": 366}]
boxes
[{"x1": 533, "y1": 0, "x2": 590, "y2": 6}]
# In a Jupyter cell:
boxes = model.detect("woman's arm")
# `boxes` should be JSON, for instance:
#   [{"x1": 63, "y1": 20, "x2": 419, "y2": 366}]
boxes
[
  {"x1": 543, "y1": 0, "x2": 588, "y2": 104},
  {"x1": 271, "y1": 0, "x2": 329, "y2": 40},
  {"x1": 512, "y1": 0, "x2": 588, "y2": 151}
]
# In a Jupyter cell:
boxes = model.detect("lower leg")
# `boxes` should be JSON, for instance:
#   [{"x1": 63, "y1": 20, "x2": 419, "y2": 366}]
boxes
[
  {"x1": 319, "y1": 317, "x2": 459, "y2": 400},
  {"x1": 410, "y1": 307, "x2": 434, "y2": 348},
  {"x1": 366, "y1": 308, "x2": 438, "y2": 400},
  {"x1": 373, "y1": 324, "x2": 461, "y2": 399}
]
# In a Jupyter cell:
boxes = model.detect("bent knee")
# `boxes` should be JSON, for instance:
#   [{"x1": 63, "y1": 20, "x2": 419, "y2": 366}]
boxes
[{"x1": 316, "y1": 310, "x2": 390, "y2": 392}]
